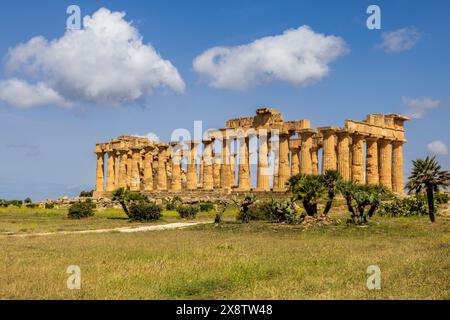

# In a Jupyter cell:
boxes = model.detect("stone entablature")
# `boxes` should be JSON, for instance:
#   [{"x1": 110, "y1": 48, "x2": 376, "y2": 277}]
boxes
[{"x1": 93, "y1": 108, "x2": 409, "y2": 198}]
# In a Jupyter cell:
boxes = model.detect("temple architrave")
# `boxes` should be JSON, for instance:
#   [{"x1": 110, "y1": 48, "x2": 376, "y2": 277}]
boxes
[{"x1": 93, "y1": 108, "x2": 409, "y2": 198}]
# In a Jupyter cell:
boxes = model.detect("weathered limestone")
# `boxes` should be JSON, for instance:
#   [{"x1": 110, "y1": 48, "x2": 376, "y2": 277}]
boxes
[
  {"x1": 256, "y1": 131, "x2": 270, "y2": 191},
  {"x1": 237, "y1": 135, "x2": 250, "y2": 191},
  {"x1": 143, "y1": 150, "x2": 154, "y2": 191},
  {"x1": 320, "y1": 127, "x2": 338, "y2": 173},
  {"x1": 392, "y1": 141, "x2": 405, "y2": 194},
  {"x1": 276, "y1": 133, "x2": 290, "y2": 191},
  {"x1": 186, "y1": 142, "x2": 197, "y2": 190},
  {"x1": 106, "y1": 151, "x2": 116, "y2": 192},
  {"x1": 220, "y1": 133, "x2": 232, "y2": 191},
  {"x1": 365, "y1": 136, "x2": 379, "y2": 185},
  {"x1": 378, "y1": 138, "x2": 392, "y2": 189},
  {"x1": 157, "y1": 144, "x2": 169, "y2": 191},
  {"x1": 290, "y1": 139, "x2": 300, "y2": 176},
  {"x1": 130, "y1": 148, "x2": 141, "y2": 191},
  {"x1": 94, "y1": 110, "x2": 409, "y2": 198},
  {"x1": 336, "y1": 131, "x2": 350, "y2": 181},
  {"x1": 299, "y1": 129, "x2": 316, "y2": 175},
  {"x1": 94, "y1": 152, "x2": 105, "y2": 195},
  {"x1": 351, "y1": 134, "x2": 365, "y2": 184}
]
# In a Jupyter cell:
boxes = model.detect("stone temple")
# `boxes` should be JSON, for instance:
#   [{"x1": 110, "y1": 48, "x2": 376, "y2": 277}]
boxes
[{"x1": 93, "y1": 108, "x2": 409, "y2": 198}]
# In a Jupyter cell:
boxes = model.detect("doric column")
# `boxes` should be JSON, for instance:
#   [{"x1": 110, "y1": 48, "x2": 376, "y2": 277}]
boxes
[
  {"x1": 170, "y1": 145, "x2": 182, "y2": 191},
  {"x1": 351, "y1": 134, "x2": 365, "y2": 183},
  {"x1": 378, "y1": 138, "x2": 393, "y2": 189},
  {"x1": 157, "y1": 145, "x2": 168, "y2": 191},
  {"x1": 299, "y1": 129, "x2": 315, "y2": 175},
  {"x1": 186, "y1": 142, "x2": 197, "y2": 190},
  {"x1": 276, "y1": 133, "x2": 290, "y2": 191},
  {"x1": 237, "y1": 135, "x2": 250, "y2": 191},
  {"x1": 320, "y1": 127, "x2": 338, "y2": 173},
  {"x1": 336, "y1": 131, "x2": 350, "y2": 181},
  {"x1": 220, "y1": 133, "x2": 232, "y2": 190},
  {"x1": 311, "y1": 145, "x2": 319, "y2": 175},
  {"x1": 256, "y1": 131, "x2": 270, "y2": 191},
  {"x1": 114, "y1": 152, "x2": 119, "y2": 189},
  {"x1": 213, "y1": 153, "x2": 221, "y2": 189},
  {"x1": 290, "y1": 143, "x2": 300, "y2": 176},
  {"x1": 130, "y1": 148, "x2": 141, "y2": 192},
  {"x1": 106, "y1": 151, "x2": 116, "y2": 192},
  {"x1": 143, "y1": 149, "x2": 154, "y2": 191},
  {"x1": 126, "y1": 151, "x2": 133, "y2": 189},
  {"x1": 203, "y1": 140, "x2": 214, "y2": 190},
  {"x1": 392, "y1": 141, "x2": 405, "y2": 194},
  {"x1": 365, "y1": 136, "x2": 379, "y2": 185},
  {"x1": 118, "y1": 151, "x2": 128, "y2": 189},
  {"x1": 94, "y1": 151, "x2": 105, "y2": 196}
]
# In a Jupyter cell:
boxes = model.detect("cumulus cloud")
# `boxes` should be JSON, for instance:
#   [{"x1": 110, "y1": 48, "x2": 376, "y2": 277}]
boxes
[
  {"x1": 379, "y1": 27, "x2": 421, "y2": 53},
  {"x1": 0, "y1": 7, "x2": 185, "y2": 108},
  {"x1": 427, "y1": 140, "x2": 449, "y2": 156},
  {"x1": 193, "y1": 26, "x2": 348, "y2": 90},
  {"x1": 401, "y1": 96, "x2": 442, "y2": 119}
]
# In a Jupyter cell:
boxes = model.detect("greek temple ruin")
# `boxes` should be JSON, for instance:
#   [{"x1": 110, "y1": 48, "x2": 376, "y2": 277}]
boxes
[{"x1": 93, "y1": 108, "x2": 409, "y2": 198}]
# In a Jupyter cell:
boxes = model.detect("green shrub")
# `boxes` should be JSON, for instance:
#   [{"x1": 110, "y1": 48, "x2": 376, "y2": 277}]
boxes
[
  {"x1": 166, "y1": 196, "x2": 182, "y2": 210},
  {"x1": 239, "y1": 201, "x2": 272, "y2": 222},
  {"x1": 0, "y1": 200, "x2": 8, "y2": 207},
  {"x1": 44, "y1": 203, "x2": 55, "y2": 209},
  {"x1": 9, "y1": 200, "x2": 23, "y2": 207},
  {"x1": 199, "y1": 202, "x2": 214, "y2": 212},
  {"x1": 128, "y1": 202, "x2": 162, "y2": 221},
  {"x1": 68, "y1": 200, "x2": 95, "y2": 219},
  {"x1": 268, "y1": 200, "x2": 299, "y2": 224},
  {"x1": 24, "y1": 197, "x2": 32, "y2": 204},
  {"x1": 380, "y1": 196, "x2": 428, "y2": 217},
  {"x1": 26, "y1": 203, "x2": 38, "y2": 209},
  {"x1": 79, "y1": 190, "x2": 94, "y2": 197},
  {"x1": 434, "y1": 193, "x2": 449, "y2": 205},
  {"x1": 177, "y1": 204, "x2": 200, "y2": 219}
]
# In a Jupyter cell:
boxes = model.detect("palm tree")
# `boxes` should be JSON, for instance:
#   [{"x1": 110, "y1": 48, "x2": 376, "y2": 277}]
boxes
[
  {"x1": 406, "y1": 156, "x2": 450, "y2": 222},
  {"x1": 321, "y1": 170, "x2": 343, "y2": 216},
  {"x1": 287, "y1": 174, "x2": 326, "y2": 216}
]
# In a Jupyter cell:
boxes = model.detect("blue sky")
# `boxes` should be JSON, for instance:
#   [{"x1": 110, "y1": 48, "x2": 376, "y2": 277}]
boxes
[{"x1": 0, "y1": 0, "x2": 449, "y2": 200}]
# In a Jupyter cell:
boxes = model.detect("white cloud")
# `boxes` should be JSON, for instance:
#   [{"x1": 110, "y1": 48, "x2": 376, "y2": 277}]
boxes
[
  {"x1": 427, "y1": 140, "x2": 449, "y2": 156},
  {"x1": 379, "y1": 27, "x2": 421, "y2": 53},
  {"x1": 133, "y1": 132, "x2": 161, "y2": 143},
  {"x1": 401, "y1": 96, "x2": 442, "y2": 119},
  {"x1": 193, "y1": 25, "x2": 348, "y2": 90},
  {"x1": 0, "y1": 7, "x2": 185, "y2": 108},
  {"x1": 0, "y1": 79, "x2": 71, "y2": 108}
]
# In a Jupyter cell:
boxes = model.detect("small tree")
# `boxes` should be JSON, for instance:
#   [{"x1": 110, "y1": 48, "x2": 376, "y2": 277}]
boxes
[
  {"x1": 68, "y1": 200, "x2": 95, "y2": 219},
  {"x1": 321, "y1": 170, "x2": 343, "y2": 216},
  {"x1": 112, "y1": 188, "x2": 149, "y2": 216},
  {"x1": 24, "y1": 197, "x2": 32, "y2": 204},
  {"x1": 406, "y1": 156, "x2": 450, "y2": 222},
  {"x1": 236, "y1": 193, "x2": 256, "y2": 223},
  {"x1": 287, "y1": 174, "x2": 326, "y2": 216}
]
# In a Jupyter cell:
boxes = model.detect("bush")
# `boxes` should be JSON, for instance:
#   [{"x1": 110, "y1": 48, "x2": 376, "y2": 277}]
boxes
[
  {"x1": 166, "y1": 196, "x2": 182, "y2": 211},
  {"x1": 79, "y1": 190, "x2": 94, "y2": 197},
  {"x1": 44, "y1": 203, "x2": 55, "y2": 209},
  {"x1": 380, "y1": 196, "x2": 428, "y2": 217},
  {"x1": 239, "y1": 201, "x2": 272, "y2": 222},
  {"x1": 435, "y1": 193, "x2": 449, "y2": 205},
  {"x1": 0, "y1": 200, "x2": 8, "y2": 207},
  {"x1": 9, "y1": 200, "x2": 23, "y2": 207},
  {"x1": 268, "y1": 200, "x2": 299, "y2": 224},
  {"x1": 26, "y1": 203, "x2": 38, "y2": 209},
  {"x1": 128, "y1": 202, "x2": 162, "y2": 221},
  {"x1": 199, "y1": 202, "x2": 214, "y2": 212},
  {"x1": 68, "y1": 200, "x2": 95, "y2": 219},
  {"x1": 24, "y1": 197, "x2": 32, "y2": 204},
  {"x1": 177, "y1": 204, "x2": 200, "y2": 219}
]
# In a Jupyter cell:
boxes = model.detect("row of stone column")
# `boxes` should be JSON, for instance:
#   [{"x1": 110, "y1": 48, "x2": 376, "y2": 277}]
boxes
[{"x1": 95, "y1": 132, "x2": 405, "y2": 194}]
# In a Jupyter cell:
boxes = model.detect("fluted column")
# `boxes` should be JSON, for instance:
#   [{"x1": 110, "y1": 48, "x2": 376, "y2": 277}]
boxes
[
  {"x1": 392, "y1": 141, "x2": 405, "y2": 194},
  {"x1": 114, "y1": 152, "x2": 119, "y2": 189},
  {"x1": 256, "y1": 131, "x2": 270, "y2": 191},
  {"x1": 237, "y1": 135, "x2": 250, "y2": 191},
  {"x1": 126, "y1": 151, "x2": 132, "y2": 189},
  {"x1": 118, "y1": 151, "x2": 128, "y2": 188},
  {"x1": 203, "y1": 141, "x2": 214, "y2": 190},
  {"x1": 321, "y1": 129, "x2": 337, "y2": 173},
  {"x1": 276, "y1": 133, "x2": 290, "y2": 191},
  {"x1": 143, "y1": 150, "x2": 154, "y2": 191},
  {"x1": 299, "y1": 130, "x2": 315, "y2": 175},
  {"x1": 379, "y1": 138, "x2": 393, "y2": 189},
  {"x1": 170, "y1": 145, "x2": 182, "y2": 191},
  {"x1": 213, "y1": 153, "x2": 221, "y2": 189},
  {"x1": 130, "y1": 148, "x2": 141, "y2": 192},
  {"x1": 157, "y1": 146, "x2": 168, "y2": 191},
  {"x1": 365, "y1": 136, "x2": 379, "y2": 185},
  {"x1": 106, "y1": 151, "x2": 116, "y2": 192},
  {"x1": 220, "y1": 134, "x2": 232, "y2": 190},
  {"x1": 311, "y1": 145, "x2": 319, "y2": 175},
  {"x1": 336, "y1": 131, "x2": 350, "y2": 180},
  {"x1": 186, "y1": 142, "x2": 197, "y2": 190},
  {"x1": 94, "y1": 152, "x2": 105, "y2": 195},
  {"x1": 290, "y1": 145, "x2": 300, "y2": 176},
  {"x1": 351, "y1": 134, "x2": 365, "y2": 183}
]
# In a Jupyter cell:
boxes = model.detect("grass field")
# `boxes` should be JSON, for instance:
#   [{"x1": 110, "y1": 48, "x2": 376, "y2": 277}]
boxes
[{"x1": 0, "y1": 206, "x2": 449, "y2": 299}]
